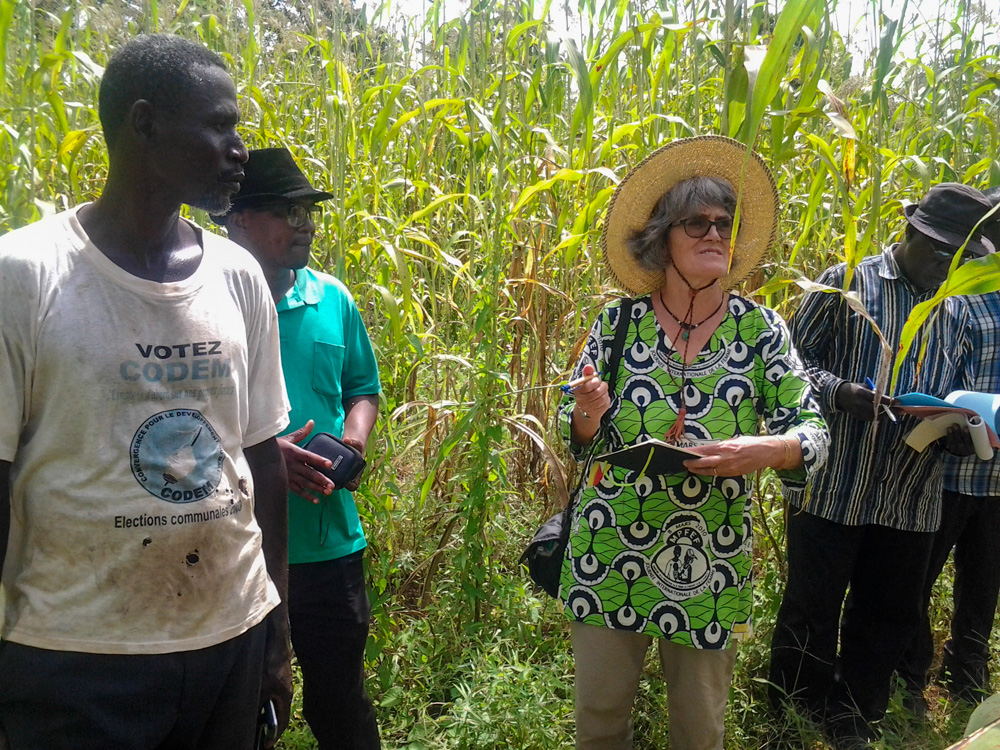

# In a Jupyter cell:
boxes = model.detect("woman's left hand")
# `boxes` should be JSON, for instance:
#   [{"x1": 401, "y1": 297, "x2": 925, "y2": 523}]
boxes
[{"x1": 682, "y1": 435, "x2": 798, "y2": 477}]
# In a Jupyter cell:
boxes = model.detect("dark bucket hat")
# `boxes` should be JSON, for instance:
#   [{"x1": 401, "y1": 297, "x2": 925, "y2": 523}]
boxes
[
  {"x1": 904, "y1": 183, "x2": 995, "y2": 256},
  {"x1": 212, "y1": 147, "x2": 333, "y2": 223},
  {"x1": 984, "y1": 187, "x2": 1000, "y2": 252}
]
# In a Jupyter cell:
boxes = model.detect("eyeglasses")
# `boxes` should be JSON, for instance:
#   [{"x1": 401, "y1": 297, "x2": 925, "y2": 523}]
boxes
[
  {"x1": 258, "y1": 203, "x2": 322, "y2": 229},
  {"x1": 670, "y1": 216, "x2": 735, "y2": 240},
  {"x1": 928, "y1": 238, "x2": 975, "y2": 263}
]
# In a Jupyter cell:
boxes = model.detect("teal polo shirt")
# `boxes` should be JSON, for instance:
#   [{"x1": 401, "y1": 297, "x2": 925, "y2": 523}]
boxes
[{"x1": 277, "y1": 268, "x2": 381, "y2": 564}]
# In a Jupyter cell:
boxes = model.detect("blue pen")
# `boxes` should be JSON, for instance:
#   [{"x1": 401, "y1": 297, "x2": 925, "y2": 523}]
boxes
[
  {"x1": 561, "y1": 372, "x2": 599, "y2": 394},
  {"x1": 865, "y1": 377, "x2": 897, "y2": 422}
]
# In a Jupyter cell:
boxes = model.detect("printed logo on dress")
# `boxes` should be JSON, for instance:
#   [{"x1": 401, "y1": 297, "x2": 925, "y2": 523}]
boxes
[
  {"x1": 647, "y1": 513, "x2": 712, "y2": 598},
  {"x1": 130, "y1": 409, "x2": 224, "y2": 503}
]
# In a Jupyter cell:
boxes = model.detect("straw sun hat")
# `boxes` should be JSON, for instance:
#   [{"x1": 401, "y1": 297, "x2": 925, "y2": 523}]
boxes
[{"x1": 602, "y1": 135, "x2": 779, "y2": 295}]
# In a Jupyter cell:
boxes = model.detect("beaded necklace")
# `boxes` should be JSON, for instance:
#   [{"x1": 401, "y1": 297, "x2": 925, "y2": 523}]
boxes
[
  {"x1": 658, "y1": 288, "x2": 726, "y2": 341},
  {"x1": 659, "y1": 268, "x2": 723, "y2": 444}
]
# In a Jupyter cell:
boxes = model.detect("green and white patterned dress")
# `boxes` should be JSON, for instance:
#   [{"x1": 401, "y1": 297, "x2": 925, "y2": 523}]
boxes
[{"x1": 558, "y1": 295, "x2": 828, "y2": 649}]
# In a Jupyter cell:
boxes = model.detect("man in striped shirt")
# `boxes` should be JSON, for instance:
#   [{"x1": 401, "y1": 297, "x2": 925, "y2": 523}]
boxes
[
  {"x1": 767, "y1": 184, "x2": 996, "y2": 749},
  {"x1": 899, "y1": 188, "x2": 1000, "y2": 708}
]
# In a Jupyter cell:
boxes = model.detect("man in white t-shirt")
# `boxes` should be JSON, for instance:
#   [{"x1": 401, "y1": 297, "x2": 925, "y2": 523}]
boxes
[{"x1": 0, "y1": 34, "x2": 292, "y2": 749}]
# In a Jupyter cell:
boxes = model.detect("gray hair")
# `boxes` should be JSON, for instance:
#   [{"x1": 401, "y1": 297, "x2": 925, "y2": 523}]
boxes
[{"x1": 626, "y1": 176, "x2": 737, "y2": 272}]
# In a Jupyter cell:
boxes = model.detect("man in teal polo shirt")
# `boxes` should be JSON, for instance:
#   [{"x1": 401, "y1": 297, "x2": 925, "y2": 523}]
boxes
[{"x1": 219, "y1": 148, "x2": 382, "y2": 749}]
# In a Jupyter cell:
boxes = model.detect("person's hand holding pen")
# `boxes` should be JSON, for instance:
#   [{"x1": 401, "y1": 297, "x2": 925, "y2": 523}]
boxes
[
  {"x1": 834, "y1": 378, "x2": 898, "y2": 422},
  {"x1": 567, "y1": 364, "x2": 609, "y2": 446},
  {"x1": 863, "y1": 377, "x2": 898, "y2": 423}
]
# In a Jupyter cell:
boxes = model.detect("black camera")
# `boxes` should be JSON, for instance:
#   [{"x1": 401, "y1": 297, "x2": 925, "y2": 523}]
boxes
[{"x1": 301, "y1": 432, "x2": 367, "y2": 487}]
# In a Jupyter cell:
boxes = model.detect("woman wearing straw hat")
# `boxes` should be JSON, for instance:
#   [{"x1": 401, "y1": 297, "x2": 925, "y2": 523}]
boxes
[{"x1": 556, "y1": 136, "x2": 829, "y2": 750}]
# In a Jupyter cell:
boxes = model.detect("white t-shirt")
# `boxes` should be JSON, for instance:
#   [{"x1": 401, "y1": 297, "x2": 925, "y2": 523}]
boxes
[{"x1": 0, "y1": 206, "x2": 290, "y2": 654}]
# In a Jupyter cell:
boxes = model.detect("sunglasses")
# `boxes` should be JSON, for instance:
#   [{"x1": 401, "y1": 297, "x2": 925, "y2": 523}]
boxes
[
  {"x1": 670, "y1": 216, "x2": 735, "y2": 240},
  {"x1": 257, "y1": 203, "x2": 322, "y2": 229}
]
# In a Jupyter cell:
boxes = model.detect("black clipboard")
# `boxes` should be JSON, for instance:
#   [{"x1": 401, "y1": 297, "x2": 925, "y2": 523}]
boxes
[{"x1": 596, "y1": 439, "x2": 701, "y2": 476}]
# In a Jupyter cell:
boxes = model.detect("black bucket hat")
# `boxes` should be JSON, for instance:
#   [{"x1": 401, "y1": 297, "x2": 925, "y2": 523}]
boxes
[
  {"x1": 904, "y1": 183, "x2": 995, "y2": 256},
  {"x1": 212, "y1": 147, "x2": 333, "y2": 223},
  {"x1": 984, "y1": 187, "x2": 1000, "y2": 252}
]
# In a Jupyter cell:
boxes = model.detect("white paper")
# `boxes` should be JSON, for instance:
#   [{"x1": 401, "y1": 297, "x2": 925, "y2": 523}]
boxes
[{"x1": 905, "y1": 413, "x2": 994, "y2": 460}]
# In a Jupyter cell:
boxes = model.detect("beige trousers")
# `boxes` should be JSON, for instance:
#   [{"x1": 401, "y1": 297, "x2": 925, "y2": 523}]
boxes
[{"x1": 572, "y1": 622, "x2": 738, "y2": 750}]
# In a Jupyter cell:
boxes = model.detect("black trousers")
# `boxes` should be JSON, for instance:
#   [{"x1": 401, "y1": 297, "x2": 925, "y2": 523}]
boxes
[
  {"x1": 767, "y1": 508, "x2": 934, "y2": 725},
  {"x1": 288, "y1": 551, "x2": 380, "y2": 750},
  {"x1": 898, "y1": 490, "x2": 1000, "y2": 695},
  {"x1": 0, "y1": 621, "x2": 266, "y2": 750}
]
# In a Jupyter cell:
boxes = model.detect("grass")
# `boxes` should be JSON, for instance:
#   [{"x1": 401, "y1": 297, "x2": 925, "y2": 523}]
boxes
[
  {"x1": 2, "y1": 0, "x2": 1000, "y2": 746},
  {"x1": 277, "y1": 525, "x2": 991, "y2": 749}
]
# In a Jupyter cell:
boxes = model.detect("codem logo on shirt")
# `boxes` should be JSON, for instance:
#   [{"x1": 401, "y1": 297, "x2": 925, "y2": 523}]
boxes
[{"x1": 130, "y1": 409, "x2": 224, "y2": 503}]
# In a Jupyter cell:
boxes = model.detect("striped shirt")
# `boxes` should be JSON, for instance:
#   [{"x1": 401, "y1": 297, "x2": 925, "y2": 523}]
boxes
[
  {"x1": 786, "y1": 248, "x2": 974, "y2": 532},
  {"x1": 943, "y1": 291, "x2": 1000, "y2": 497}
]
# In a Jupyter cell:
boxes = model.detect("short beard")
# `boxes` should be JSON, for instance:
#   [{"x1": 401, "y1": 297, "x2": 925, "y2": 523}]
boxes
[{"x1": 189, "y1": 191, "x2": 234, "y2": 216}]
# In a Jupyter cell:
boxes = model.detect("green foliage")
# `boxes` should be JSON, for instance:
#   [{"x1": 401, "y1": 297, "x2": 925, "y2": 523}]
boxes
[{"x1": 3, "y1": 0, "x2": 1000, "y2": 747}]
